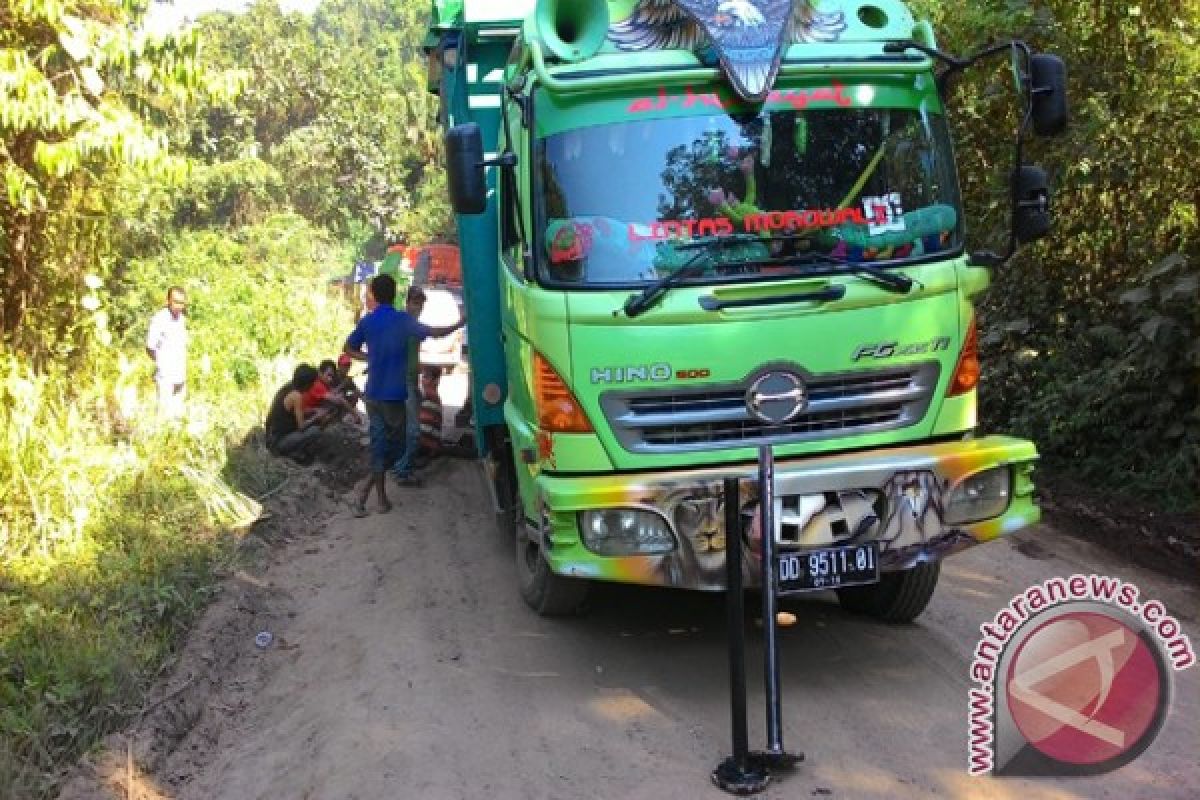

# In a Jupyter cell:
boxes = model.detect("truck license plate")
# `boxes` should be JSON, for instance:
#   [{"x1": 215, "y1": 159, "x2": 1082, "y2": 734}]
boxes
[{"x1": 775, "y1": 542, "x2": 880, "y2": 594}]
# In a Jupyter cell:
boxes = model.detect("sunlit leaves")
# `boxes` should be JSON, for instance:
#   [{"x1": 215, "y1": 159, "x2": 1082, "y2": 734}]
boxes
[
  {"x1": 910, "y1": 0, "x2": 1199, "y2": 505},
  {"x1": 1, "y1": 0, "x2": 215, "y2": 347},
  {"x1": 187, "y1": 0, "x2": 452, "y2": 247}
]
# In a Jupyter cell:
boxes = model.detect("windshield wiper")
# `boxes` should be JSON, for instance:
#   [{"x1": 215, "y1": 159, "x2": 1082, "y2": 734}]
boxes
[
  {"x1": 619, "y1": 236, "x2": 764, "y2": 317},
  {"x1": 620, "y1": 241, "x2": 913, "y2": 317},
  {"x1": 681, "y1": 236, "x2": 915, "y2": 293},
  {"x1": 619, "y1": 251, "x2": 709, "y2": 317},
  {"x1": 756, "y1": 252, "x2": 915, "y2": 294}
]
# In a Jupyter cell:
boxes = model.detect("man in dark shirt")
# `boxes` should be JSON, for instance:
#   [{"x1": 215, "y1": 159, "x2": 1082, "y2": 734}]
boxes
[
  {"x1": 265, "y1": 364, "x2": 332, "y2": 464},
  {"x1": 344, "y1": 274, "x2": 464, "y2": 516}
]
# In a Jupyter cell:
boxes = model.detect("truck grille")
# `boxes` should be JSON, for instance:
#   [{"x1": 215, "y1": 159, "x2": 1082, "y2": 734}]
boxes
[{"x1": 601, "y1": 363, "x2": 940, "y2": 454}]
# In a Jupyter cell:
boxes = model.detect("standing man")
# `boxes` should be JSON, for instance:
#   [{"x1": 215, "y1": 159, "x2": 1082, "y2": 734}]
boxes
[
  {"x1": 146, "y1": 286, "x2": 188, "y2": 420},
  {"x1": 344, "y1": 274, "x2": 464, "y2": 517},
  {"x1": 392, "y1": 286, "x2": 426, "y2": 487}
]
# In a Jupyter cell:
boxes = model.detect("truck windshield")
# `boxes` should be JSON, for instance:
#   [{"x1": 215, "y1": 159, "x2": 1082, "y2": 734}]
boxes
[{"x1": 535, "y1": 103, "x2": 963, "y2": 287}]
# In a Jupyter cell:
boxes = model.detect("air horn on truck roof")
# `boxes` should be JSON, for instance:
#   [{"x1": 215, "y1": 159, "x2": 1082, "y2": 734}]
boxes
[{"x1": 532, "y1": 0, "x2": 610, "y2": 63}]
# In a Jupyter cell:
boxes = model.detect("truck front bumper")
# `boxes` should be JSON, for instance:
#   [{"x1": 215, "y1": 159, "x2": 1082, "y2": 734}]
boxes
[{"x1": 532, "y1": 436, "x2": 1039, "y2": 591}]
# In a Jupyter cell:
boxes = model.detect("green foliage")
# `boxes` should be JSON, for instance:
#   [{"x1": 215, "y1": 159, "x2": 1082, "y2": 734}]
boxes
[
  {"x1": 174, "y1": 156, "x2": 287, "y2": 227},
  {"x1": 394, "y1": 164, "x2": 454, "y2": 244},
  {"x1": 0, "y1": 212, "x2": 353, "y2": 799},
  {"x1": 0, "y1": 350, "x2": 235, "y2": 797},
  {"x1": 0, "y1": 430, "x2": 227, "y2": 796},
  {"x1": 188, "y1": 2, "x2": 325, "y2": 157},
  {"x1": 190, "y1": 0, "x2": 452, "y2": 242},
  {"x1": 912, "y1": 0, "x2": 1200, "y2": 508},
  {"x1": 2, "y1": 1, "x2": 438, "y2": 794},
  {"x1": 110, "y1": 212, "x2": 351, "y2": 393},
  {"x1": 0, "y1": 0, "x2": 218, "y2": 352}
]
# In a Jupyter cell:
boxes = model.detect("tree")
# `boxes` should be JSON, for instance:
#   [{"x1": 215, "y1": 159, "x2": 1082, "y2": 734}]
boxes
[
  {"x1": 189, "y1": 0, "x2": 450, "y2": 242},
  {"x1": 912, "y1": 0, "x2": 1199, "y2": 504},
  {"x1": 0, "y1": 0, "x2": 216, "y2": 355}
]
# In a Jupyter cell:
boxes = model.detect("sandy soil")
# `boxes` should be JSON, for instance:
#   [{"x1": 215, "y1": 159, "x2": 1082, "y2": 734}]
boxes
[{"x1": 58, "y1": 397, "x2": 1199, "y2": 799}]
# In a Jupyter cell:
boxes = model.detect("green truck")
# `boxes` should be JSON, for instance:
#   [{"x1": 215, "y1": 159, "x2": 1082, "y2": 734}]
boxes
[{"x1": 424, "y1": 0, "x2": 1067, "y2": 618}]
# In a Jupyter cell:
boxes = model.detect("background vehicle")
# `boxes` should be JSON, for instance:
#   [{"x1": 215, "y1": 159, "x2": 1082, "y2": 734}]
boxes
[
  {"x1": 377, "y1": 243, "x2": 469, "y2": 369},
  {"x1": 379, "y1": 243, "x2": 463, "y2": 287},
  {"x1": 426, "y1": 0, "x2": 1067, "y2": 618},
  {"x1": 418, "y1": 285, "x2": 465, "y2": 369}
]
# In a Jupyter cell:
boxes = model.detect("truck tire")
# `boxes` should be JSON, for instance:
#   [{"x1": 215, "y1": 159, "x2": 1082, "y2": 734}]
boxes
[
  {"x1": 486, "y1": 428, "x2": 518, "y2": 539},
  {"x1": 836, "y1": 561, "x2": 940, "y2": 623},
  {"x1": 496, "y1": 506, "x2": 518, "y2": 540},
  {"x1": 515, "y1": 518, "x2": 589, "y2": 616},
  {"x1": 492, "y1": 454, "x2": 518, "y2": 540}
]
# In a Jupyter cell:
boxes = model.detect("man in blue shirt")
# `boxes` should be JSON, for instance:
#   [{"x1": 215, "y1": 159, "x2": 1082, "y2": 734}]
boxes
[{"x1": 344, "y1": 274, "x2": 465, "y2": 516}]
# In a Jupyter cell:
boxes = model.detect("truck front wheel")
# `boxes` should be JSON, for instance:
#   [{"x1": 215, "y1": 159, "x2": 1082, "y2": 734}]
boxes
[
  {"x1": 492, "y1": 451, "x2": 518, "y2": 540},
  {"x1": 515, "y1": 518, "x2": 590, "y2": 616},
  {"x1": 836, "y1": 561, "x2": 940, "y2": 623},
  {"x1": 486, "y1": 427, "x2": 518, "y2": 539}
]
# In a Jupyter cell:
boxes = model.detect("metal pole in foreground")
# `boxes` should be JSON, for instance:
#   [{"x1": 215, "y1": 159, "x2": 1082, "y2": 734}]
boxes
[
  {"x1": 712, "y1": 478, "x2": 768, "y2": 794},
  {"x1": 754, "y1": 446, "x2": 802, "y2": 773},
  {"x1": 725, "y1": 478, "x2": 750, "y2": 762},
  {"x1": 758, "y1": 445, "x2": 784, "y2": 752}
]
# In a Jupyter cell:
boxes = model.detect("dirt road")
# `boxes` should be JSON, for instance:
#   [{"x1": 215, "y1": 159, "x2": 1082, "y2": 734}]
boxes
[{"x1": 63, "y1": 453, "x2": 1198, "y2": 800}]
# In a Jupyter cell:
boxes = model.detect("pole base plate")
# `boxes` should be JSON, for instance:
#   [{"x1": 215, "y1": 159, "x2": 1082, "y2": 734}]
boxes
[
  {"x1": 753, "y1": 748, "x2": 804, "y2": 770},
  {"x1": 712, "y1": 750, "x2": 804, "y2": 795},
  {"x1": 712, "y1": 756, "x2": 770, "y2": 795}
]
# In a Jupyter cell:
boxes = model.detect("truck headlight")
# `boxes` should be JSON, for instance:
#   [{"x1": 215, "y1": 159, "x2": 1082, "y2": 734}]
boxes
[
  {"x1": 579, "y1": 509, "x2": 675, "y2": 555},
  {"x1": 944, "y1": 467, "x2": 1011, "y2": 524}
]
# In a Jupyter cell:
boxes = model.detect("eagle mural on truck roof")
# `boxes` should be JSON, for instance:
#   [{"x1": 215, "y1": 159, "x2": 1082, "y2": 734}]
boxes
[{"x1": 608, "y1": 0, "x2": 847, "y2": 101}]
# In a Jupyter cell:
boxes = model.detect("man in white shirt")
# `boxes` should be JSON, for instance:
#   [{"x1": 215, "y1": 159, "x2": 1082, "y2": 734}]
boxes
[{"x1": 146, "y1": 286, "x2": 188, "y2": 419}]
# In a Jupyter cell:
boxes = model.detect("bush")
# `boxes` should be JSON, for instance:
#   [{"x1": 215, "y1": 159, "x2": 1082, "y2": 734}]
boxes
[
  {"x1": 913, "y1": 0, "x2": 1200, "y2": 509},
  {"x1": 0, "y1": 213, "x2": 355, "y2": 799}
]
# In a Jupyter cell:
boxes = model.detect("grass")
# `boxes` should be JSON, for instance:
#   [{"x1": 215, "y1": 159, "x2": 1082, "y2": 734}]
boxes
[{"x1": 0, "y1": 215, "x2": 355, "y2": 799}]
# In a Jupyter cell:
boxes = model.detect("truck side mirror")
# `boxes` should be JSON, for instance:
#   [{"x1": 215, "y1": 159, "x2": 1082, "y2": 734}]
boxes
[
  {"x1": 446, "y1": 123, "x2": 487, "y2": 214},
  {"x1": 1030, "y1": 54, "x2": 1068, "y2": 136},
  {"x1": 1013, "y1": 164, "x2": 1051, "y2": 244}
]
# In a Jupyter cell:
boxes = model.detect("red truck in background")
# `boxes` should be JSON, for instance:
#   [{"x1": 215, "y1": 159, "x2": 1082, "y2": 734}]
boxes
[
  {"x1": 383, "y1": 243, "x2": 462, "y2": 287},
  {"x1": 381, "y1": 243, "x2": 467, "y2": 369}
]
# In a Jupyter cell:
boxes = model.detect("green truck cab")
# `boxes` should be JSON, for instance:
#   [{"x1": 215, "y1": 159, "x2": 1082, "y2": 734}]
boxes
[{"x1": 425, "y1": 0, "x2": 1067, "y2": 618}]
